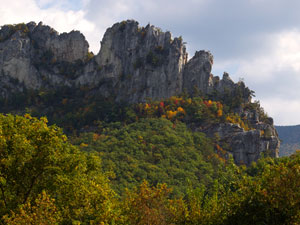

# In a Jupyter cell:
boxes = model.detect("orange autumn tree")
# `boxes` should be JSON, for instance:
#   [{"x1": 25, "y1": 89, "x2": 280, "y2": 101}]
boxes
[{"x1": 134, "y1": 96, "x2": 225, "y2": 124}]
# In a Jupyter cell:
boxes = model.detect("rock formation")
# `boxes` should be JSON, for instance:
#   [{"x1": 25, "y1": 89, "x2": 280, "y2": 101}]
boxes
[
  {"x1": 0, "y1": 20, "x2": 250, "y2": 102},
  {"x1": 201, "y1": 111, "x2": 279, "y2": 166},
  {"x1": 0, "y1": 20, "x2": 280, "y2": 165}
]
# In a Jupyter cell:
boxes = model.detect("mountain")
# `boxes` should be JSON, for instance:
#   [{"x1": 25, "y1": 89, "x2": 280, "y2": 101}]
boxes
[
  {"x1": 0, "y1": 20, "x2": 280, "y2": 166},
  {"x1": 1, "y1": 20, "x2": 295, "y2": 225},
  {"x1": 275, "y1": 125, "x2": 300, "y2": 156}
]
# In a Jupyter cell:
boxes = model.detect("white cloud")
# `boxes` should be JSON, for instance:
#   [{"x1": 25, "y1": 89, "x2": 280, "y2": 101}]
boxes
[
  {"x1": 234, "y1": 31, "x2": 300, "y2": 86},
  {"x1": 277, "y1": 31, "x2": 300, "y2": 72},
  {"x1": 261, "y1": 98, "x2": 300, "y2": 125},
  {"x1": 0, "y1": 0, "x2": 97, "y2": 50},
  {"x1": 224, "y1": 30, "x2": 300, "y2": 125},
  {"x1": 82, "y1": 0, "x2": 138, "y2": 52}
]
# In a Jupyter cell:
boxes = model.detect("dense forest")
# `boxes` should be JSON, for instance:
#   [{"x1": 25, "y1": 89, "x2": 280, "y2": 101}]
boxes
[
  {"x1": 1, "y1": 113, "x2": 300, "y2": 225},
  {"x1": 0, "y1": 91, "x2": 299, "y2": 225}
]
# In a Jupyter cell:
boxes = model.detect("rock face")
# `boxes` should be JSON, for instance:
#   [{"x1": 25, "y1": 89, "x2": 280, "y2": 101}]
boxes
[
  {"x1": 0, "y1": 22, "x2": 90, "y2": 93},
  {"x1": 92, "y1": 21, "x2": 188, "y2": 102},
  {"x1": 202, "y1": 116, "x2": 279, "y2": 166},
  {"x1": 0, "y1": 20, "x2": 280, "y2": 165},
  {"x1": 0, "y1": 20, "x2": 248, "y2": 102}
]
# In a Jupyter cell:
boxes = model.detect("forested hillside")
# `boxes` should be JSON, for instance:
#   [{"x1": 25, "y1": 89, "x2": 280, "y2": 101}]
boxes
[
  {"x1": 276, "y1": 125, "x2": 300, "y2": 156},
  {"x1": 1, "y1": 114, "x2": 300, "y2": 225},
  {"x1": 0, "y1": 88, "x2": 254, "y2": 195}
]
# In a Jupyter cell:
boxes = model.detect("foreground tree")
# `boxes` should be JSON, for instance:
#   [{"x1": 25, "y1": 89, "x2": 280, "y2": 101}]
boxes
[
  {"x1": 0, "y1": 114, "x2": 117, "y2": 224},
  {"x1": 0, "y1": 114, "x2": 69, "y2": 216},
  {"x1": 220, "y1": 155, "x2": 300, "y2": 225},
  {"x1": 3, "y1": 191, "x2": 61, "y2": 225},
  {"x1": 121, "y1": 180, "x2": 187, "y2": 225}
]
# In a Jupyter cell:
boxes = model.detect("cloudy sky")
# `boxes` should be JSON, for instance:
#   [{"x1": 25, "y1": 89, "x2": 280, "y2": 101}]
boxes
[{"x1": 1, "y1": 0, "x2": 300, "y2": 125}]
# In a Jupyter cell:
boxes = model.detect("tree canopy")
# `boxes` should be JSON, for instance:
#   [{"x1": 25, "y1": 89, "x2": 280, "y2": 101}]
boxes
[{"x1": 0, "y1": 114, "x2": 117, "y2": 224}]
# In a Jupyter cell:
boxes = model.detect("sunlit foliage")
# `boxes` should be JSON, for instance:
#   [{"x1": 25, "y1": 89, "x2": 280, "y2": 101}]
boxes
[{"x1": 0, "y1": 114, "x2": 117, "y2": 224}]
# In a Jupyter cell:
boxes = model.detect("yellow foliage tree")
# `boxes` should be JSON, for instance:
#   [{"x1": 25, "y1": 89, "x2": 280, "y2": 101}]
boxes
[
  {"x1": 121, "y1": 181, "x2": 187, "y2": 225},
  {"x1": 3, "y1": 191, "x2": 61, "y2": 225}
]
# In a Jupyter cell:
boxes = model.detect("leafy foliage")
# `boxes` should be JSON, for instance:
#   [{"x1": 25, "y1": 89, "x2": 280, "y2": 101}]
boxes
[
  {"x1": 71, "y1": 118, "x2": 220, "y2": 196},
  {"x1": 0, "y1": 82, "x2": 253, "y2": 136},
  {"x1": 0, "y1": 114, "x2": 70, "y2": 215},
  {"x1": 3, "y1": 191, "x2": 61, "y2": 225},
  {"x1": 0, "y1": 112, "x2": 299, "y2": 224},
  {"x1": 0, "y1": 87, "x2": 130, "y2": 134},
  {"x1": 120, "y1": 181, "x2": 182, "y2": 225},
  {"x1": 0, "y1": 81, "x2": 291, "y2": 225},
  {"x1": 0, "y1": 114, "x2": 118, "y2": 224}
]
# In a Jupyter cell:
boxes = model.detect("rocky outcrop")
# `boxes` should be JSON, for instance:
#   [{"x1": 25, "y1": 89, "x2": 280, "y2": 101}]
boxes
[
  {"x1": 91, "y1": 20, "x2": 188, "y2": 102},
  {"x1": 0, "y1": 20, "x2": 249, "y2": 102},
  {"x1": 0, "y1": 25, "x2": 40, "y2": 91},
  {"x1": 183, "y1": 51, "x2": 252, "y2": 103},
  {"x1": 202, "y1": 118, "x2": 279, "y2": 166},
  {"x1": 0, "y1": 20, "x2": 280, "y2": 165},
  {"x1": 0, "y1": 22, "x2": 89, "y2": 91},
  {"x1": 30, "y1": 22, "x2": 89, "y2": 63}
]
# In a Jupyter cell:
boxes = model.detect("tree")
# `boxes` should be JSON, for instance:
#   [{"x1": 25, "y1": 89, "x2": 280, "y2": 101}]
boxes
[
  {"x1": 121, "y1": 180, "x2": 187, "y2": 225},
  {"x1": 0, "y1": 114, "x2": 71, "y2": 216},
  {"x1": 3, "y1": 191, "x2": 61, "y2": 225},
  {"x1": 0, "y1": 114, "x2": 117, "y2": 224},
  {"x1": 221, "y1": 154, "x2": 300, "y2": 225}
]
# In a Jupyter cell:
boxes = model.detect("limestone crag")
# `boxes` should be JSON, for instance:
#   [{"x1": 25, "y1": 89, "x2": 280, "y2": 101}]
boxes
[
  {"x1": 92, "y1": 21, "x2": 188, "y2": 102},
  {"x1": 0, "y1": 20, "x2": 280, "y2": 165},
  {"x1": 201, "y1": 114, "x2": 279, "y2": 166},
  {"x1": 0, "y1": 26, "x2": 39, "y2": 91},
  {"x1": 183, "y1": 50, "x2": 214, "y2": 94},
  {"x1": 183, "y1": 51, "x2": 252, "y2": 102},
  {"x1": 0, "y1": 20, "x2": 249, "y2": 102},
  {"x1": 0, "y1": 22, "x2": 90, "y2": 91}
]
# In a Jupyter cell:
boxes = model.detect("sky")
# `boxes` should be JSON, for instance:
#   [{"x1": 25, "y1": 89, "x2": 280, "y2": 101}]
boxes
[{"x1": 1, "y1": 0, "x2": 300, "y2": 125}]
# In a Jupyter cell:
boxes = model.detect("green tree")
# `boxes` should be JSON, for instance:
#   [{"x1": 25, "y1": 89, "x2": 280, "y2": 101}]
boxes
[
  {"x1": 0, "y1": 114, "x2": 117, "y2": 224},
  {"x1": 72, "y1": 118, "x2": 220, "y2": 196},
  {"x1": 218, "y1": 155, "x2": 300, "y2": 225},
  {"x1": 0, "y1": 114, "x2": 71, "y2": 216}
]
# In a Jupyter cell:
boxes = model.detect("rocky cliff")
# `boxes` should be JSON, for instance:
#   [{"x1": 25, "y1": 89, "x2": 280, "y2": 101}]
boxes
[
  {"x1": 0, "y1": 20, "x2": 279, "y2": 165},
  {"x1": 201, "y1": 110, "x2": 279, "y2": 166},
  {"x1": 0, "y1": 20, "x2": 250, "y2": 102}
]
